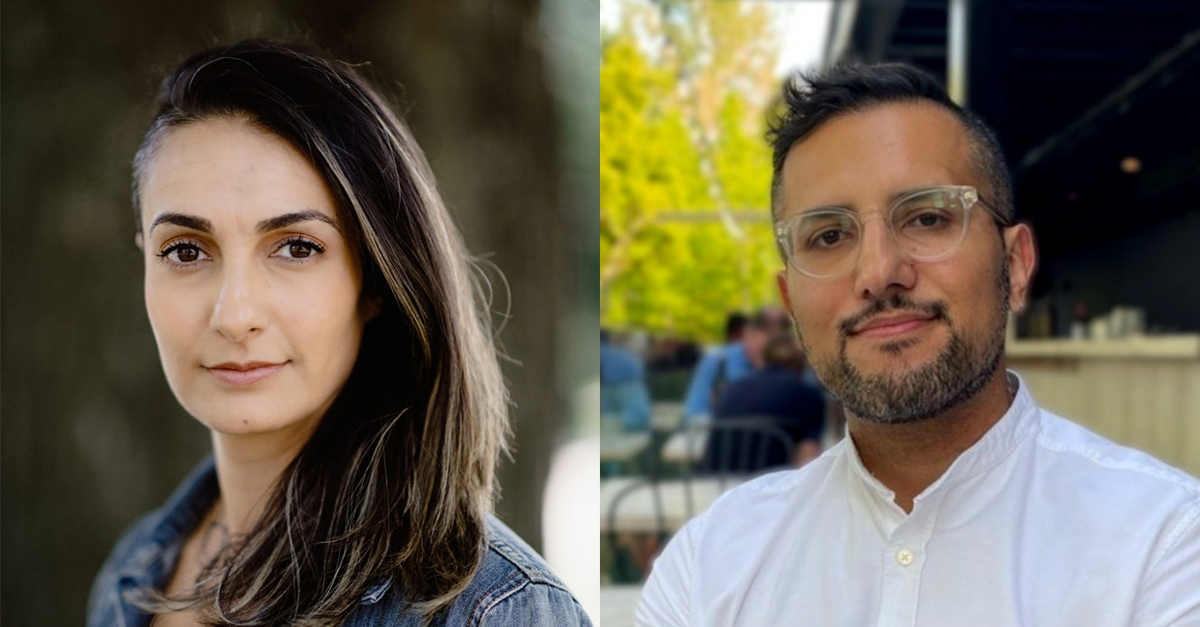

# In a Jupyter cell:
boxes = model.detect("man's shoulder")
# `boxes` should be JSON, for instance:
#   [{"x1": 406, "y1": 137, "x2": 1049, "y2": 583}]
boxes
[
  {"x1": 1033, "y1": 408, "x2": 1200, "y2": 498},
  {"x1": 688, "y1": 443, "x2": 845, "y2": 534}
]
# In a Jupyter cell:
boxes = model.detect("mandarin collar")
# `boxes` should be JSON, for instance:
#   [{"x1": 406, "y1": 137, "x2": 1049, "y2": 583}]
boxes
[{"x1": 844, "y1": 371, "x2": 1039, "y2": 508}]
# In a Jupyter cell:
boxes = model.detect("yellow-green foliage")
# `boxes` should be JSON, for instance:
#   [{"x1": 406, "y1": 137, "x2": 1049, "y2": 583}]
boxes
[{"x1": 601, "y1": 2, "x2": 782, "y2": 342}]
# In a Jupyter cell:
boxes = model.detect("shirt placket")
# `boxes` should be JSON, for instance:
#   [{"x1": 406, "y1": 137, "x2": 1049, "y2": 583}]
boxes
[{"x1": 874, "y1": 495, "x2": 941, "y2": 627}]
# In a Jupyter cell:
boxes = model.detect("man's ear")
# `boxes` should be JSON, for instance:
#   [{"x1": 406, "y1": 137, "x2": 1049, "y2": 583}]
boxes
[
  {"x1": 777, "y1": 270, "x2": 791, "y2": 310},
  {"x1": 776, "y1": 270, "x2": 799, "y2": 327},
  {"x1": 1004, "y1": 223, "x2": 1038, "y2": 314}
]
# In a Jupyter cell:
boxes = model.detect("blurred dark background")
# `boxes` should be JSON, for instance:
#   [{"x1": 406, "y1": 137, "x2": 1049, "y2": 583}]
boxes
[
  {"x1": 0, "y1": 1, "x2": 599, "y2": 624},
  {"x1": 830, "y1": 0, "x2": 1200, "y2": 334},
  {"x1": 827, "y1": 0, "x2": 1200, "y2": 480}
]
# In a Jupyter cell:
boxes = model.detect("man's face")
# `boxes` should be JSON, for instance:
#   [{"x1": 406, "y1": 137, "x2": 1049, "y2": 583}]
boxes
[
  {"x1": 776, "y1": 102, "x2": 1034, "y2": 423},
  {"x1": 743, "y1": 327, "x2": 770, "y2": 365},
  {"x1": 743, "y1": 310, "x2": 790, "y2": 368}
]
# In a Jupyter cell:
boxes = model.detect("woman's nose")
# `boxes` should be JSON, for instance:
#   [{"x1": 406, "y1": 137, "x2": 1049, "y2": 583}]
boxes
[{"x1": 210, "y1": 263, "x2": 268, "y2": 343}]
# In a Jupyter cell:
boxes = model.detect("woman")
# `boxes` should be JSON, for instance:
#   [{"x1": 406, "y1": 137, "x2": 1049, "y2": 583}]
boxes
[{"x1": 87, "y1": 40, "x2": 590, "y2": 627}]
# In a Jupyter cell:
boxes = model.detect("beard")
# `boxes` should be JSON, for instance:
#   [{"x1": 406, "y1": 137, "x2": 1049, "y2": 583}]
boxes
[{"x1": 803, "y1": 260, "x2": 1011, "y2": 425}]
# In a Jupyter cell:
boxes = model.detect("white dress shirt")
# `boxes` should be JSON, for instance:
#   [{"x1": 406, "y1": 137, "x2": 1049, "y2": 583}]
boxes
[{"x1": 637, "y1": 372, "x2": 1200, "y2": 626}]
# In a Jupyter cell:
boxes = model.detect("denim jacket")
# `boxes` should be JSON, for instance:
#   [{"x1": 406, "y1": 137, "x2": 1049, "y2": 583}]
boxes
[{"x1": 87, "y1": 458, "x2": 592, "y2": 627}]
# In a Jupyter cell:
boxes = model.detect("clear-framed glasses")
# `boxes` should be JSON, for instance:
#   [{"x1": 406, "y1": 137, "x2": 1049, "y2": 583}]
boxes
[{"x1": 774, "y1": 185, "x2": 1010, "y2": 279}]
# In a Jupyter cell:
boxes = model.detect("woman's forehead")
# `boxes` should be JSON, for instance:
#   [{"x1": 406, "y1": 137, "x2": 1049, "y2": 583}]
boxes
[{"x1": 139, "y1": 118, "x2": 342, "y2": 231}]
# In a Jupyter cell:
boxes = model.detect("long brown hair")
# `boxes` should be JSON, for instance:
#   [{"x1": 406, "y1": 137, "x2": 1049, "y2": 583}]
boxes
[{"x1": 130, "y1": 40, "x2": 508, "y2": 625}]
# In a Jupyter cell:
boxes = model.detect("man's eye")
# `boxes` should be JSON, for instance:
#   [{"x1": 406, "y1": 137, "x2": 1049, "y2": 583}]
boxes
[
  {"x1": 899, "y1": 208, "x2": 955, "y2": 231},
  {"x1": 808, "y1": 228, "x2": 850, "y2": 249},
  {"x1": 915, "y1": 212, "x2": 943, "y2": 227}
]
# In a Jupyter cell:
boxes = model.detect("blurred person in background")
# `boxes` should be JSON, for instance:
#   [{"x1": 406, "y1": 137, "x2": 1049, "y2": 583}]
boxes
[
  {"x1": 680, "y1": 313, "x2": 749, "y2": 422},
  {"x1": 601, "y1": 329, "x2": 652, "y2": 431},
  {"x1": 681, "y1": 309, "x2": 790, "y2": 422},
  {"x1": 701, "y1": 332, "x2": 825, "y2": 473},
  {"x1": 87, "y1": 41, "x2": 590, "y2": 627},
  {"x1": 639, "y1": 62, "x2": 1200, "y2": 626}
]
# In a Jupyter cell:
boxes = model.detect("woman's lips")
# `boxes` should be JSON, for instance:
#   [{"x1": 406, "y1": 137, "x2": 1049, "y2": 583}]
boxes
[
  {"x1": 854, "y1": 317, "x2": 934, "y2": 338},
  {"x1": 207, "y1": 363, "x2": 286, "y2": 386}
]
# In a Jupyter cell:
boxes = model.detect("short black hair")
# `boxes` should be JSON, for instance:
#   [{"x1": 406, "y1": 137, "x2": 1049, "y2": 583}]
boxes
[
  {"x1": 767, "y1": 62, "x2": 1013, "y2": 223},
  {"x1": 749, "y1": 307, "x2": 790, "y2": 331},
  {"x1": 725, "y1": 312, "x2": 749, "y2": 342}
]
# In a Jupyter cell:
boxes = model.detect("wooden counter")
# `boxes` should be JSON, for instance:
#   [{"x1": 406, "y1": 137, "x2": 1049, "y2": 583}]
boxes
[{"x1": 1007, "y1": 335, "x2": 1200, "y2": 478}]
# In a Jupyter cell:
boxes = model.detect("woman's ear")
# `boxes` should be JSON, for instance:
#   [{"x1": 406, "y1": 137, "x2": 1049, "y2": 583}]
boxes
[
  {"x1": 135, "y1": 232, "x2": 144, "y2": 252},
  {"x1": 362, "y1": 294, "x2": 385, "y2": 322}
]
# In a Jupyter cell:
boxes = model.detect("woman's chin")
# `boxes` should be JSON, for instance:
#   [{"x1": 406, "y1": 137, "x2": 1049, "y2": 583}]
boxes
[{"x1": 186, "y1": 404, "x2": 309, "y2": 437}]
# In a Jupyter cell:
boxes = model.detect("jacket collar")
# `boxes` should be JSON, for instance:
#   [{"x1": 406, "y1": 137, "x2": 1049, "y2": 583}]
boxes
[{"x1": 112, "y1": 455, "x2": 394, "y2": 614}]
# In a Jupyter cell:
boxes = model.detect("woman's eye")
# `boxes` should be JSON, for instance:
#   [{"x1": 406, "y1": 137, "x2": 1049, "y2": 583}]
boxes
[
  {"x1": 159, "y1": 243, "x2": 209, "y2": 265},
  {"x1": 274, "y1": 238, "x2": 325, "y2": 260},
  {"x1": 176, "y1": 246, "x2": 200, "y2": 262}
]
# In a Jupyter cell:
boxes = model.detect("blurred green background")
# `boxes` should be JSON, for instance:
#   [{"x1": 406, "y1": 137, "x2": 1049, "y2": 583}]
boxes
[
  {"x1": 601, "y1": 1, "x2": 789, "y2": 343},
  {"x1": 0, "y1": 0, "x2": 599, "y2": 624}
]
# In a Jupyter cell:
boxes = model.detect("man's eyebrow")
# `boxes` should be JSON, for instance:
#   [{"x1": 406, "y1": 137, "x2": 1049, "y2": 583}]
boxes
[
  {"x1": 256, "y1": 210, "x2": 338, "y2": 234},
  {"x1": 149, "y1": 213, "x2": 212, "y2": 234},
  {"x1": 797, "y1": 186, "x2": 943, "y2": 215}
]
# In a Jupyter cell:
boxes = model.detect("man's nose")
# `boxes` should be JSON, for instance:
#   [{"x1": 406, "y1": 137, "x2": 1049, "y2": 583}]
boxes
[
  {"x1": 852, "y1": 218, "x2": 916, "y2": 300},
  {"x1": 210, "y1": 262, "x2": 268, "y2": 343}
]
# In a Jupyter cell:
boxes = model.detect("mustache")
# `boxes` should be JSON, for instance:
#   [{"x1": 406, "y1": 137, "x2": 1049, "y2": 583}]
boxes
[{"x1": 838, "y1": 294, "x2": 949, "y2": 337}]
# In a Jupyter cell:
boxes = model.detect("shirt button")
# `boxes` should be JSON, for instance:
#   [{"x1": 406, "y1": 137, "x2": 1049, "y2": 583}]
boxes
[{"x1": 896, "y1": 548, "x2": 915, "y2": 566}]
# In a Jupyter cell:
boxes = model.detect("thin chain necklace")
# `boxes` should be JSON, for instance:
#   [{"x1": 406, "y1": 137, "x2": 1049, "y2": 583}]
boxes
[{"x1": 197, "y1": 500, "x2": 233, "y2": 560}]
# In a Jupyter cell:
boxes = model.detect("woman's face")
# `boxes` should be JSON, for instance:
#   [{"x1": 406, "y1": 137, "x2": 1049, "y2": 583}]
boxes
[{"x1": 138, "y1": 117, "x2": 369, "y2": 437}]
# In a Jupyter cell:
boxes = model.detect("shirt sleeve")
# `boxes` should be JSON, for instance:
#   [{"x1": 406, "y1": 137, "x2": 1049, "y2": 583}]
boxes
[
  {"x1": 636, "y1": 518, "x2": 698, "y2": 627},
  {"x1": 625, "y1": 380, "x2": 653, "y2": 431},
  {"x1": 682, "y1": 352, "x2": 720, "y2": 420},
  {"x1": 1133, "y1": 497, "x2": 1200, "y2": 626}
]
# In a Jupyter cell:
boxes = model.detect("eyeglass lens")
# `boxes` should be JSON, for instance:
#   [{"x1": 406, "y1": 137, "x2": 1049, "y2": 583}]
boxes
[{"x1": 782, "y1": 189, "x2": 970, "y2": 277}]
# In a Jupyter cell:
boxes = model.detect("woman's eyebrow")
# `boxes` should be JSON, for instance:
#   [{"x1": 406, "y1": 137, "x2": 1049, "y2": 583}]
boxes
[
  {"x1": 149, "y1": 212, "x2": 211, "y2": 234},
  {"x1": 256, "y1": 210, "x2": 338, "y2": 234},
  {"x1": 149, "y1": 210, "x2": 338, "y2": 235}
]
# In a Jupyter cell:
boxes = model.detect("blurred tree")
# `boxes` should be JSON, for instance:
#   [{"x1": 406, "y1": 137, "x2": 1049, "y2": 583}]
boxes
[{"x1": 600, "y1": 0, "x2": 782, "y2": 342}]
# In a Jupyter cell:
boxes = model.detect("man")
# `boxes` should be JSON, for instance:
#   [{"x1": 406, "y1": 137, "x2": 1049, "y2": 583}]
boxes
[
  {"x1": 601, "y1": 329, "x2": 652, "y2": 431},
  {"x1": 637, "y1": 63, "x2": 1200, "y2": 626},
  {"x1": 702, "y1": 332, "x2": 824, "y2": 472},
  {"x1": 682, "y1": 309, "x2": 790, "y2": 423}
]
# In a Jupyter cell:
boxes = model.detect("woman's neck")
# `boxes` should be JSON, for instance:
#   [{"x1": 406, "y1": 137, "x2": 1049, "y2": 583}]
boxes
[{"x1": 209, "y1": 418, "x2": 319, "y2": 535}]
